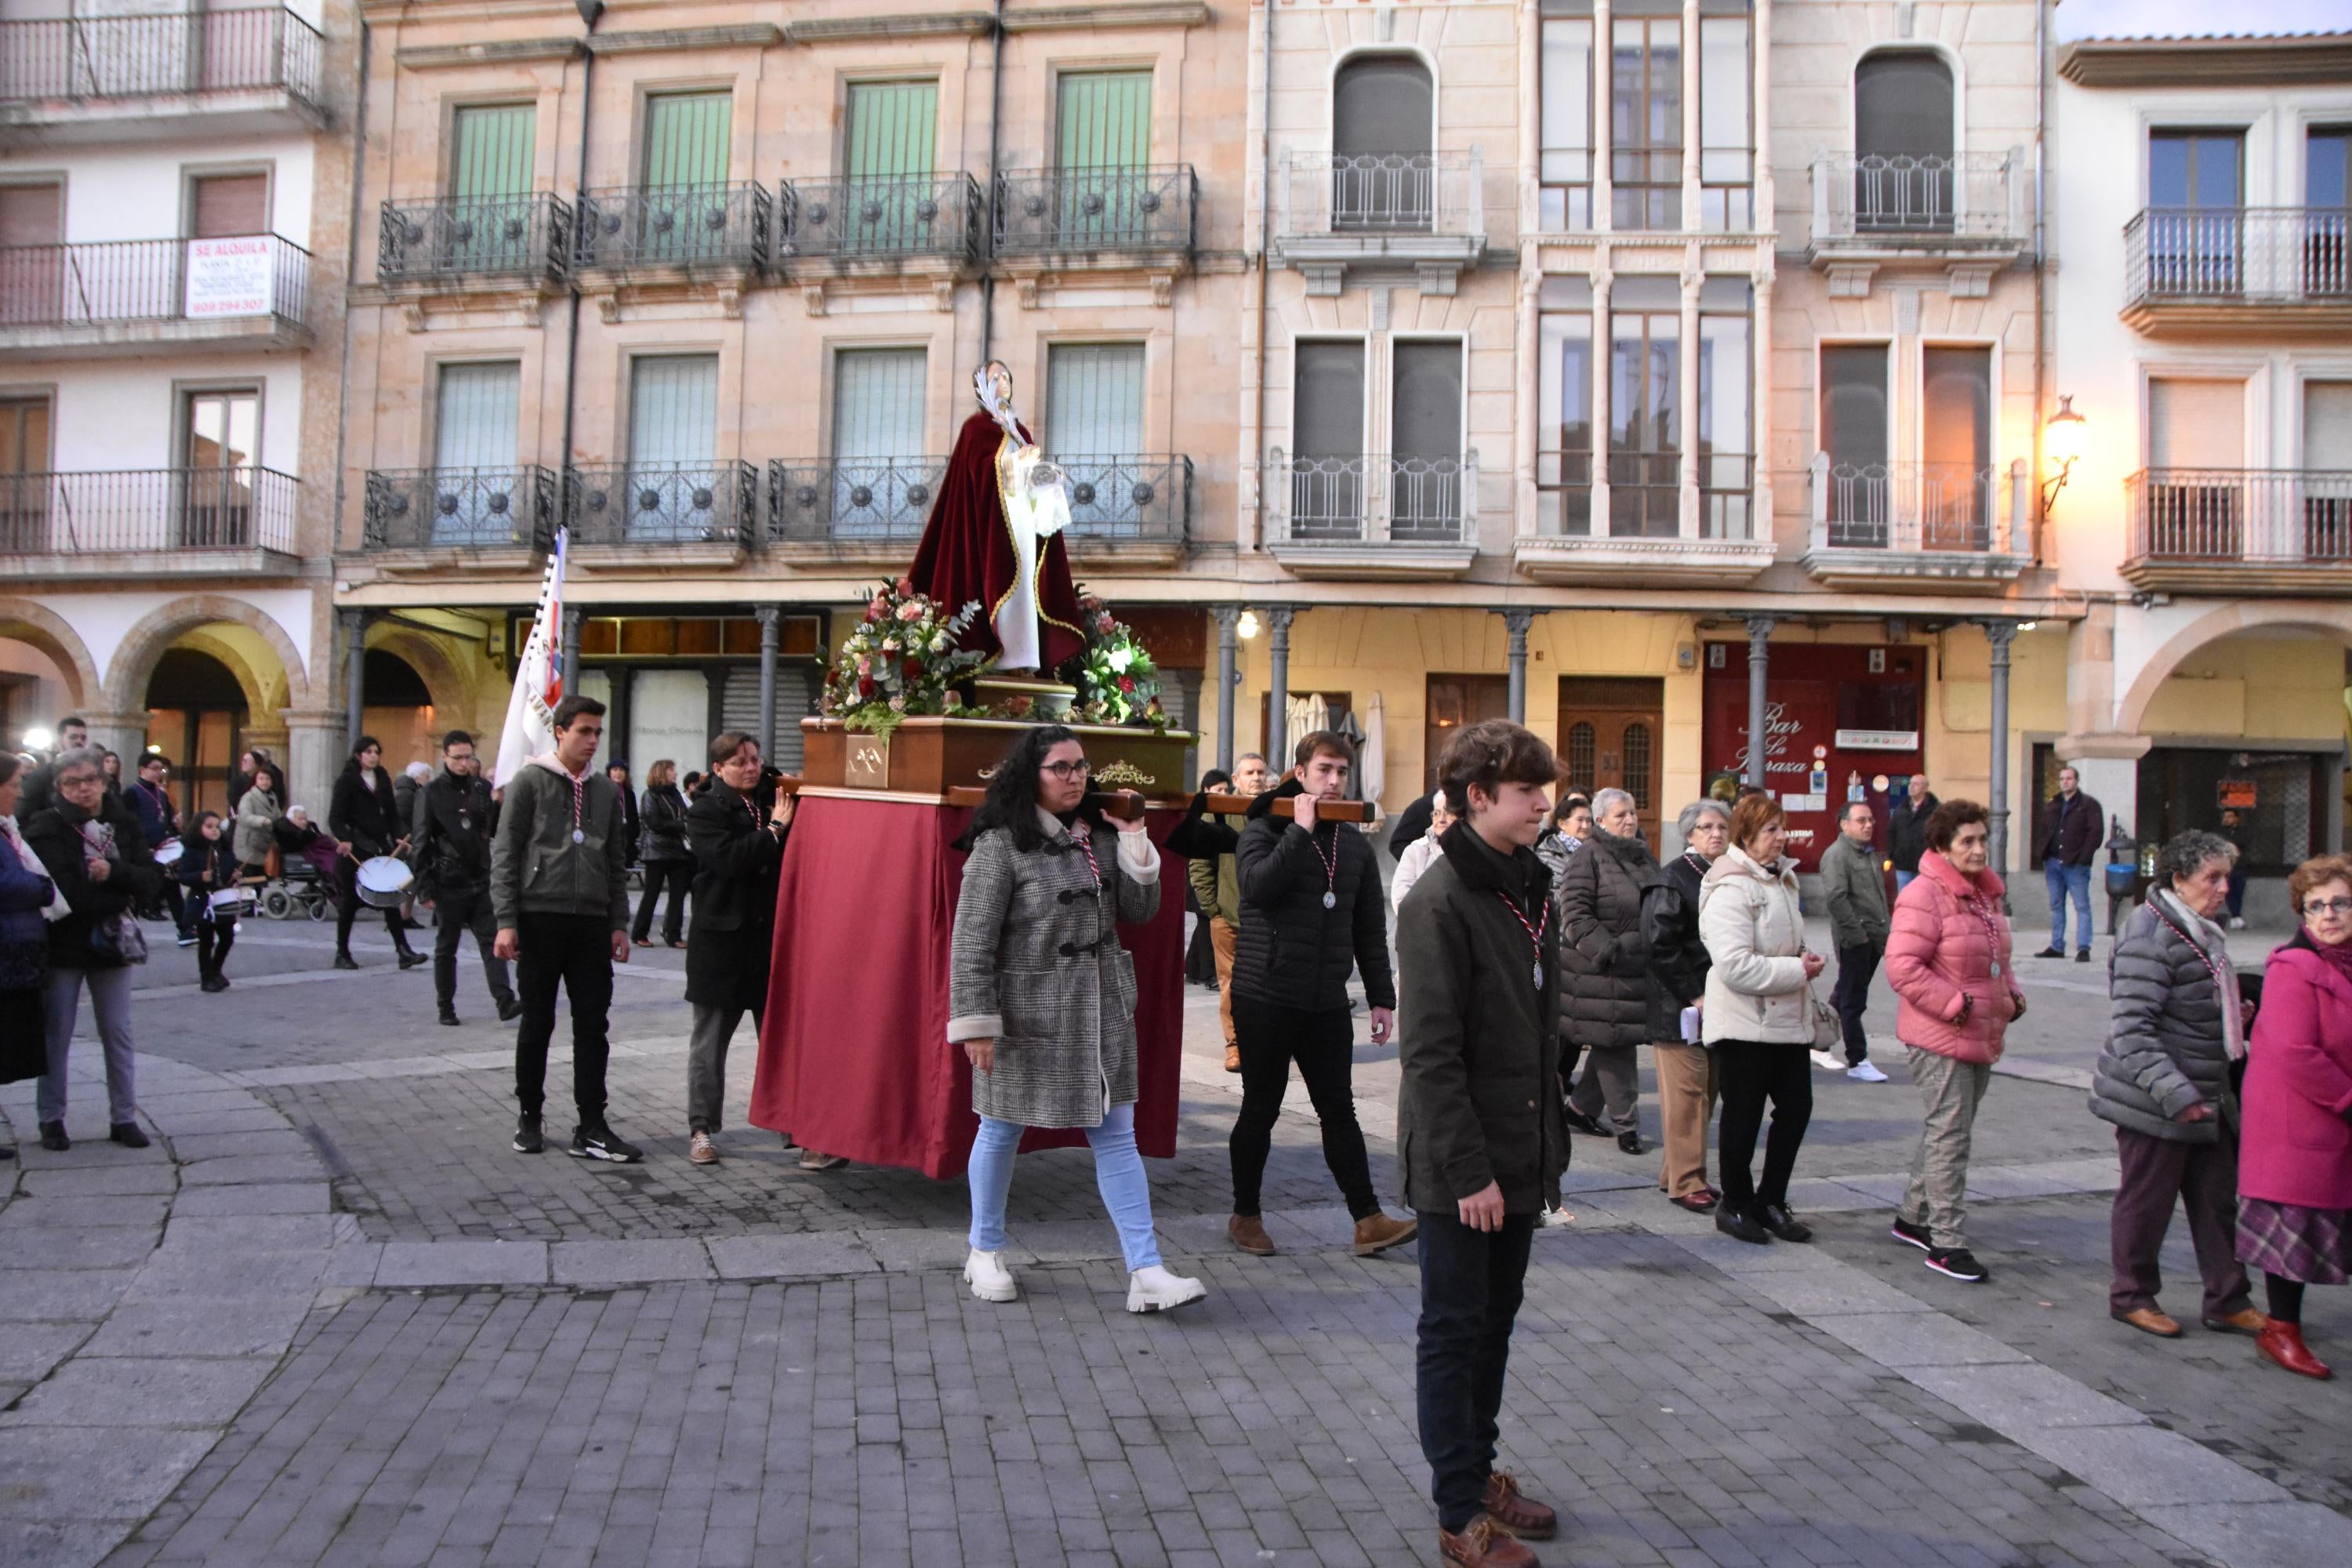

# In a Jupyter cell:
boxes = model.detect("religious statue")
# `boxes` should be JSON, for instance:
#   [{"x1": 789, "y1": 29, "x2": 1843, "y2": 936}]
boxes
[{"x1": 909, "y1": 361, "x2": 1087, "y2": 675}]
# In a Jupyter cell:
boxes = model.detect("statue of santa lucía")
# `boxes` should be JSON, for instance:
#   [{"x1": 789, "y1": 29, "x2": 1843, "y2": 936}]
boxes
[{"x1": 909, "y1": 361, "x2": 1087, "y2": 675}]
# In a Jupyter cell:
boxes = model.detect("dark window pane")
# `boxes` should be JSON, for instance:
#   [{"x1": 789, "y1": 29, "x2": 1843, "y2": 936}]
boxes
[
  {"x1": 1294, "y1": 343, "x2": 1364, "y2": 459},
  {"x1": 1334, "y1": 56, "x2": 1432, "y2": 158},
  {"x1": 1392, "y1": 343, "x2": 1462, "y2": 463},
  {"x1": 2311, "y1": 130, "x2": 2350, "y2": 208},
  {"x1": 1820, "y1": 345, "x2": 1889, "y2": 470},
  {"x1": 1854, "y1": 51, "x2": 1952, "y2": 162}
]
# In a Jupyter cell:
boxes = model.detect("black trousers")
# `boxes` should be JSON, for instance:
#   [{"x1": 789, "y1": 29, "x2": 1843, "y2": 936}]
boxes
[
  {"x1": 431, "y1": 886, "x2": 514, "y2": 1011},
  {"x1": 1417, "y1": 1209, "x2": 1537, "y2": 1534},
  {"x1": 630, "y1": 859, "x2": 691, "y2": 944},
  {"x1": 1715, "y1": 1040, "x2": 1813, "y2": 1210},
  {"x1": 1229, "y1": 996, "x2": 1379, "y2": 1221},
  {"x1": 333, "y1": 856, "x2": 403, "y2": 952},
  {"x1": 162, "y1": 880, "x2": 190, "y2": 936},
  {"x1": 1830, "y1": 943, "x2": 1882, "y2": 1065},
  {"x1": 197, "y1": 915, "x2": 234, "y2": 978},
  {"x1": 514, "y1": 911, "x2": 614, "y2": 1121}
]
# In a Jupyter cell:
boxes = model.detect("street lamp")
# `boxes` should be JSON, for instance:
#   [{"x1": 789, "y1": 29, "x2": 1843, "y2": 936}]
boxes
[
  {"x1": 1236, "y1": 609, "x2": 1260, "y2": 640},
  {"x1": 2042, "y1": 395, "x2": 2086, "y2": 514}
]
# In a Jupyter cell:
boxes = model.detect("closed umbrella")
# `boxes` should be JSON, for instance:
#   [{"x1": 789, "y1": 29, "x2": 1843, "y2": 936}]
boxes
[
  {"x1": 1286, "y1": 693, "x2": 1318, "y2": 763},
  {"x1": 1362, "y1": 691, "x2": 1386, "y2": 815}
]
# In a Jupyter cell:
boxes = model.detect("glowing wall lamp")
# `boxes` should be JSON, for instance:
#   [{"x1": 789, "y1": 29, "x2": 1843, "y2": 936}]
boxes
[
  {"x1": 1236, "y1": 609, "x2": 1261, "y2": 640},
  {"x1": 2042, "y1": 395, "x2": 2086, "y2": 514}
]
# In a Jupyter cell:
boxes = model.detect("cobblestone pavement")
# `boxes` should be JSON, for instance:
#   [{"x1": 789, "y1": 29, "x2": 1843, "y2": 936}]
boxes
[{"x1": 0, "y1": 911, "x2": 2345, "y2": 1567}]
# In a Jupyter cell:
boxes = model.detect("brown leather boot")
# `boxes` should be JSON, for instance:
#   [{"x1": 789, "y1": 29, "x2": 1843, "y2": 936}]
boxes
[
  {"x1": 1441, "y1": 1515, "x2": 1540, "y2": 1568},
  {"x1": 1353, "y1": 1212, "x2": 1419, "y2": 1256},
  {"x1": 1480, "y1": 1473, "x2": 1557, "y2": 1540},
  {"x1": 2202, "y1": 1307, "x2": 2268, "y2": 1336},
  {"x1": 2112, "y1": 1305, "x2": 2183, "y2": 1338},
  {"x1": 2256, "y1": 1321, "x2": 2333, "y2": 1380},
  {"x1": 1228, "y1": 1214, "x2": 1276, "y2": 1255},
  {"x1": 1224, "y1": 1044, "x2": 1240, "y2": 1073}
]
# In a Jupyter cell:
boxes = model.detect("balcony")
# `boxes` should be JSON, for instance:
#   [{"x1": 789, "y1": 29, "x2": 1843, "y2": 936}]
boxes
[
  {"x1": 359, "y1": 467, "x2": 560, "y2": 566},
  {"x1": 0, "y1": 466, "x2": 299, "y2": 579},
  {"x1": 2122, "y1": 467, "x2": 2352, "y2": 595},
  {"x1": 1807, "y1": 152, "x2": 2027, "y2": 294},
  {"x1": 2122, "y1": 208, "x2": 2352, "y2": 332},
  {"x1": 376, "y1": 194, "x2": 572, "y2": 294},
  {"x1": 574, "y1": 183, "x2": 770, "y2": 283},
  {"x1": 0, "y1": 235, "x2": 307, "y2": 357},
  {"x1": 1801, "y1": 456, "x2": 2031, "y2": 590},
  {"x1": 0, "y1": 6, "x2": 323, "y2": 142},
  {"x1": 1274, "y1": 151, "x2": 1486, "y2": 296},
  {"x1": 766, "y1": 456, "x2": 945, "y2": 564},
  {"x1": 992, "y1": 165, "x2": 1196, "y2": 270},
  {"x1": 565, "y1": 462, "x2": 759, "y2": 566},
  {"x1": 1265, "y1": 452, "x2": 1479, "y2": 580},
  {"x1": 1515, "y1": 452, "x2": 1774, "y2": 586},
  {"x1": 1054, "y1": 455, "x2": 1192, "y2": 568},
  {"x1": 778, "y1": 174, "x2": 983, "y2": 274}
]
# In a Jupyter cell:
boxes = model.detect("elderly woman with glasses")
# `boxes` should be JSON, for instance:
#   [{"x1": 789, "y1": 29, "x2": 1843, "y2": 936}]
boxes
[
  {"x1": 2234, "y1": 855, "x2": 2352, "y2": 1380},
  {"x1": 2093, "y1": 829, "x2": 2265, "y2": 1340},
  {"x1": 1645, "y1": 799, "x2": 1731, "y2": 1210}
]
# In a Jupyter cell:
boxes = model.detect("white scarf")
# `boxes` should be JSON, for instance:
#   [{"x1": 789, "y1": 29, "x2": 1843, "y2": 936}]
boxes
[
  {"x1": 2155, "y1": 887, "x2": 2245, "y2": 1062},
  {"x1": 2, "y1": 813, "x2": 68, "y2": 920}
]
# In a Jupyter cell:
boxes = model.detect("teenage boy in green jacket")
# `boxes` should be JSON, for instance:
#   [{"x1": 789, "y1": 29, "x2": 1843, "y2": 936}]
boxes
[{"x1": 1396, "y1": 719, "x2": 1571, "y2": 1568}]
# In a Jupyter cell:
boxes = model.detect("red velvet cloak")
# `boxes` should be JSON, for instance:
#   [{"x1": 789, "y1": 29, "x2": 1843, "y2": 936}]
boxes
[{"x1": 909, "y1": 410, "x2": 1087, "y2": 671}]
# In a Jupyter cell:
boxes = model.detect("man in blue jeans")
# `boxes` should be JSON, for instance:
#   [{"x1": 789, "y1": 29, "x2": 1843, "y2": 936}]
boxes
[{"x1": 2033, "y1": 765, "x2": 2102, "y2": 962}]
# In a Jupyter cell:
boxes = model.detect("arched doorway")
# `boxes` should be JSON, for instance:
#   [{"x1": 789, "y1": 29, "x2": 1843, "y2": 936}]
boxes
[
  {"x1": 1332, "y1": 53, "x2": 1434, "y2": 230},
  {"x1": 361, "y1": 648, "x2": 436, "y2": 775},
  {"x1": 145, "y1": 648, "x2": 248, "y2": 820},
  {"x1": 1853, "y1": 49, "x2": 1955, "y2": 230}
]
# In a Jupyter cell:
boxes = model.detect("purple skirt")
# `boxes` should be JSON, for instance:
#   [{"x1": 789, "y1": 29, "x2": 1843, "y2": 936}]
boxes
[{"x1": 2236, "y1": 1197, "x2": 2352, "y2": 1285}]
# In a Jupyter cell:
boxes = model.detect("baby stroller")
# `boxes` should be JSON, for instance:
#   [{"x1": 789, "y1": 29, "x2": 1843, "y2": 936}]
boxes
[{"x1": 260, "y1": 813, "x2": 337, "y2": 922}]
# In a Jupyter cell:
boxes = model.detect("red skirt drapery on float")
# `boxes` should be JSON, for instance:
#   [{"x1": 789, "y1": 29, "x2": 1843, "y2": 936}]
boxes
[{"x1": 747, "y1": 793, "x2": 1185, "y2": 1178}]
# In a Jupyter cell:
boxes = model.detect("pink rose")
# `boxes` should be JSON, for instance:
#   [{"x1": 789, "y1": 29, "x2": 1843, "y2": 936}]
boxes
[
  {"x1": 896, "y1": 601, "x2": 924, "y2": 622},
  {"x1": 897, "y1": 575, "x2": 915, "y2": 596},
  {"x1": 857, "y1": 657, "x2": 872, "y2": 676}
]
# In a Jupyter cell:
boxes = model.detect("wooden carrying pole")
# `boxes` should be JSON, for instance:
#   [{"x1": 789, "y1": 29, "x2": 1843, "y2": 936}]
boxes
[
  {"x1": 1201, "y1": 793, "x2": 1370, "y2": 822},
  {"x1": 943, "y1": 786, "x2": 1149, "y2": 822}
]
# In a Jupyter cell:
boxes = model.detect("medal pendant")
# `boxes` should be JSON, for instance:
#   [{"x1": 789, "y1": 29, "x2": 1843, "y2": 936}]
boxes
[
  {"x1": 1534, "y1": 962, "x2": 1545, "y2": 991},
  {"x1": 572, "y1": 829, "x2": 585, "y2": 844},
  {"x1": 1321, "y1": 891, "x2": 1337, "y2": 910},
  {"x1": 1990, "y1": 960, "x2": 2001, "y2": 978}
]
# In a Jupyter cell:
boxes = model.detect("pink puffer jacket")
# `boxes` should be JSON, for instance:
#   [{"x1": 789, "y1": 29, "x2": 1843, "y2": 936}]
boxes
[{"x1": 1884, "y1": 850, "x2": 2022, "y2": 1065}]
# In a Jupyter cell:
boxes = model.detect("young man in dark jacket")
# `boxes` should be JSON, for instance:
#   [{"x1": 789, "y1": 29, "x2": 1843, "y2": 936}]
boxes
[
  {"x1": 1396, "y1": 718, "x2": 1568, "y2": 1568},
  {"x1": 1227, "y1": 731, "x2": 1415, "y2": 1258},
  {"x1": 1886, "y1": 775, "x2": 1939, "y2": 892},
  {"x1": 492, "y1": 696, "x2": 639, "y2": 1162},
  {"x1": 2034, "y1": 764, "x2": 2103, "y2": 961},
  {"x1": 128, "y1": 753, "x2": 187, "y2": 938},
  {"x1": 412, "y1": 729, "x2": 520, "y2": 1028}
]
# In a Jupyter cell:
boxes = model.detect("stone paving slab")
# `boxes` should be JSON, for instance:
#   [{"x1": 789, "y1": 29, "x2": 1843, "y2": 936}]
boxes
[
  {"x1": 0, "y1": 1195, "x2": 171, "y2": 1230},
  {"x1": 372, "y1": 1239, "x2": 547, "y2": 1287},
  {"x1": 1803, "y1": 1309, "x2": 2033, "y2": 1368},
  {"x1": 0, "y1": 1355, "x2": 277, "y2": 1428},
  {"x1": 2033, "y1": 1425, "x2": 2294, "y2": 1508},
  {"x1": 0, "y1": 1268, "x2": 140, "y2": 1323},
  {"x1": 77, "y1": 1301, "x2": 313, "y2": 1360},
  {"x1": 167, "y1": 1182, "x2": 332, "y2": 1218},
  {"x1": 548, "y1": 1237, "x2": 715, "y2": 1284},
  {"x1": 1906, "y1": 1360, "x2": 2152, "y2": 1430},
  {"x1": 706, "y1": 1232, "x2": 879, "y2": 1280},
  {"x1": 0, "y1": 1323, "x2": 92, "y2": 1384},
  {"x1": 2135, "y1": 1501, "x2": 2352, "y2": 1568}
]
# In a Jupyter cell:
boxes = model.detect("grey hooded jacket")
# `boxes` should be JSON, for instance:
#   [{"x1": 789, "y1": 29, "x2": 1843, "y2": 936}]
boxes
[{"x1": 2089, "y1": 895, "x2": 2236, "y2": 1145}]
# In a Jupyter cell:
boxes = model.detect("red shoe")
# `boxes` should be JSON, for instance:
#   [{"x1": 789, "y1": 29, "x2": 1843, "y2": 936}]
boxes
[{"x1": 2256, "y1": 1321, "x2": 2333, "y2": 1381}]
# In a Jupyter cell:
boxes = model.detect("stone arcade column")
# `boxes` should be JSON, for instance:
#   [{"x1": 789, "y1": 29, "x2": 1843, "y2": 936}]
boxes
[
  {"x1": 755, "y1": 605, "x2": 781, "y2": 762},
  {"x1": 1983, "y1": 619, "x2": 2017, "y2": 881},
  {"x1": 340, "y1": 609, "x2": 368, "y2": 752},
  {"x1": 1265, "y1": 607, "x2": 1295, "y2": 764},
  {"x1": 1210, "y1": 605, "x2": 1240, "y2": 776},
  {"x1": 1504, "y1": 608, "x2": 1535, "y2": 723},
  {"x1": 1744, "y1": 615, "x2": 1773, "y2": 789}
]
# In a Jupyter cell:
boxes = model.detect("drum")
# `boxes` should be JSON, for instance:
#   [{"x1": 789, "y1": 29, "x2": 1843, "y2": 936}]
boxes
[
  {"x1": 354, "y1": 855, "x2": 413, "y2": 909},
  {"x1": 152, "y1": 839, "x2": 184, "y2": 867}
]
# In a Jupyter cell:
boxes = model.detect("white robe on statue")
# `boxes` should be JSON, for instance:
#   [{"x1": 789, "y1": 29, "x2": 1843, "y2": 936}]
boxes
[{"x1": 992, "y1": 441, "x2": 1072, "y2": 672}]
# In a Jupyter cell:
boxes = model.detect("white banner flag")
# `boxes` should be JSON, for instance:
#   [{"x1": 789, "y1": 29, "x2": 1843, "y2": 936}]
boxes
[{"x1": 494, "y1": 528, "x2": 568, "y2": 786}]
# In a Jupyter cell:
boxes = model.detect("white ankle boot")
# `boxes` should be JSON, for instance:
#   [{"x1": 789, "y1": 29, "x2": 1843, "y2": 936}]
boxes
[
  {"x1": 964, "y1": 1247, "x2": 1018, "y2": 1303},
  {"x1": 1126, "y1": 1264, "x2": 1207, "y2": 1314}
]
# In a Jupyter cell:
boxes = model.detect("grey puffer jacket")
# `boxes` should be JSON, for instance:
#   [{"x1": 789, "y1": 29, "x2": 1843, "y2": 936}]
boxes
[
  {"x1": 947, "y1": 811, "x2": 1160, "y2": 1129},
  {"x1": 1557, "y1": 827, "x2": 1661, "y2": 1050},
  {"x1": 2089, "y1": 895, "x2": 2236, "y2": 1144}
]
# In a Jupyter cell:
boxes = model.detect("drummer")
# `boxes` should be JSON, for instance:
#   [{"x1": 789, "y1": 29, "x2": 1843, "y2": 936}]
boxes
[
  {"x1": 328, "y1": 737, "x2": 428, "y2": 972},
  {"x1": 172, "y1": 811, "x2": 242, "y2": 993}
]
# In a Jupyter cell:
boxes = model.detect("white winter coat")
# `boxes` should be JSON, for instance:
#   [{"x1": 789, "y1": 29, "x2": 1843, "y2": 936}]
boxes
[{"x1": 1697, "y1": 845, "x2": 1813, "y2": 1045}]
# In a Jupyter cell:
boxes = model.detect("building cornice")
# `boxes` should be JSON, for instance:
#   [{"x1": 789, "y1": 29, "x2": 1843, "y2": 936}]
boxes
[
  {"x1": 590, "y1": 24, "x2": 784, "y2": 56},
  {"x1": 394, "y1": 36, "x2": 583, "y2": 70},
  {"x1": 2058, "y1": 34, "x2": 2352, "y2": 88},
  {"x1": 1001, "y1": 3, "x2": 1212, "y2": 31},
  {"x1": 785, "y1": 12, "x2": 995, "y2": 44}
]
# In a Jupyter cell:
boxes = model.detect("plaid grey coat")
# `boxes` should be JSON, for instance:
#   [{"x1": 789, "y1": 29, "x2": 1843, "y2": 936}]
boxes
[{"x1": 948, "y1": 817, "x2": 1161, "y2": 1129}]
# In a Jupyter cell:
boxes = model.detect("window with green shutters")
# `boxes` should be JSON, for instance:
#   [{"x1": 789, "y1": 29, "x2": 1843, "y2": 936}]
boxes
[
  {"x1": 448, "y1": 103, "x2": 537, "y2": 270},
  {"x1": 625, "y1": 354, "x2": 721, "y2": 541},
  {"x1": 831, "y1": 347, "x2": 930, "y2": 536},
  {"x1": 844, "y1": 82, "x2": 938, "y2": 254},
  {"x1": 1057, "y1": 71, "x2": 1152, "y2": 245},
  {"x1": 1048, "y1": 343, "x2": 1151, "y2": 535},
  {"x1": 639, "y1": 91, "x2": 734, "y2": 261},
  {"x1": 432, "y1": 361, "x2": 521, "y2": 544}
]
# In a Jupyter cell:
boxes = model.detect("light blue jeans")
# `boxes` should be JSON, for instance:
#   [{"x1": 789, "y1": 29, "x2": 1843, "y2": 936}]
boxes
[
  {"x1": 967, "y1": 1102, "x2": 1163, "y2": 1272},
  {"x1": 1894, "y1": 869, "x2": 1918, "y2": 894},
  {"x1": 2046, "y1": 861, "x2": 2093, "y2": 953}
]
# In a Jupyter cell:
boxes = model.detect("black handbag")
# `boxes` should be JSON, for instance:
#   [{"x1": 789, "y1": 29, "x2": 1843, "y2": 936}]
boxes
[{"x1": 0, "y1": 940, "x2": 50, "y2": 1083}]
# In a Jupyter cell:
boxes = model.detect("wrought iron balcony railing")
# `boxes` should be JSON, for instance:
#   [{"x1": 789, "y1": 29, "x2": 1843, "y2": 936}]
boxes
[
  {"x1": 1276, "y1": 151, "x2": 1486, "y2": 238},
  {"x1": 0, "y1": 6, "x2": 321, "y2": 109},
  {"x1": 378, "y1": 194, "x2": 573, "y2": 285},
  {"x1": 993, "y1": 165, "x2": 1197, "y2": 256},
  {"x1": 1051, "y1": 456, "x2": 1192, "y2": 544},
  {"x1": 2126, "y1": 467, "x2": 2352, "y2": 564},
  {"x1": 1811, "y1": 151, "x2": 2026, "y2": 243},
  {"x1": 2125, "y1": 207, "x2": 2352, "y2": 307},
  {"x1": 1534, "y1": 451, "x2": 1758, "y2": 542},
  {"x1": 778, "y1": 174, "x2": 984, "y2": 266},
  {"x1": 0, "y1": 466, "x2": 296, "y2": 557},
  {"x1": 1808, "y1": 457, "x2": 2019, "y2": 553},
  {"x1": 574, "y1": 183, "x2": 771, "y2": 272},
  {"x1": 1269, "y1": 452, "x2": 1478, "y2": 546},
  {"x1": 361, "y1": 466, "x2": 559, "y2": 552},
  {"x1": 767, "y1": 456, "x2": 948, "y2": 545},
  {"x1": 0, "y1": 235, "x2": 307, "y2": 330},
  {"x1": 565, "y1": 463, "x2": 759, "y2": 548}
]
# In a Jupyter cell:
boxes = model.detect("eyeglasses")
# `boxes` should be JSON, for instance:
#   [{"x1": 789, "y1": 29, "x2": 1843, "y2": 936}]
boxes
[
  {"x1": 1041, "y1": 760, "x2": 1092, "y2": 781},
  {"x1": 2303, "y1": 898, "x2": 2352, "y2": 916}
]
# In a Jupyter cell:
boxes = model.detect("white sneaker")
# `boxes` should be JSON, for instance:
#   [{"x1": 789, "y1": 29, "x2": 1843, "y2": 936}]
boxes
[
  {"x1": 1809, "y1": 1049, "x2": 1845, "y2": 1073},
  {"x1": 2228, "y1": 916, "x2": 2247, "y2": 931},
  {"x1": 963, "y1": 1247, "x2": 1018, "y2": 1303},
  {"x1": 1126, "y1": 1264, "x2": 1207, "y2": 1314},
  {"x1": 1540, "y1": 1206, "x2": 1577, "y2": 1228},
  {"x1": 1846, "y1": 1062, "x2": 1889, "y2": 1083}
]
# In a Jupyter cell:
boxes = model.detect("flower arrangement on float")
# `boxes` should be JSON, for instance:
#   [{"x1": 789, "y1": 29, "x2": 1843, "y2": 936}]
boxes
[
  {"x1": 1058, "y1": 587, "x2": 1163, "y2": 728},
  {"x1": 820, "y1": 578, "x2": 990, "y2": 741}
]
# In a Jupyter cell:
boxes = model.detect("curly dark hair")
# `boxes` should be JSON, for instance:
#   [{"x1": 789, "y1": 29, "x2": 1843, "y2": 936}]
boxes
[
  {"x1": 2156, "y1": 829, "x2": 2234, "y2": 890},
  {"x1": 957, "y1": 724, "x2": 1099, "y2": 853},
  {"x1": 1924, "y1": 797, "x2": 1989, "y2": 852}
]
